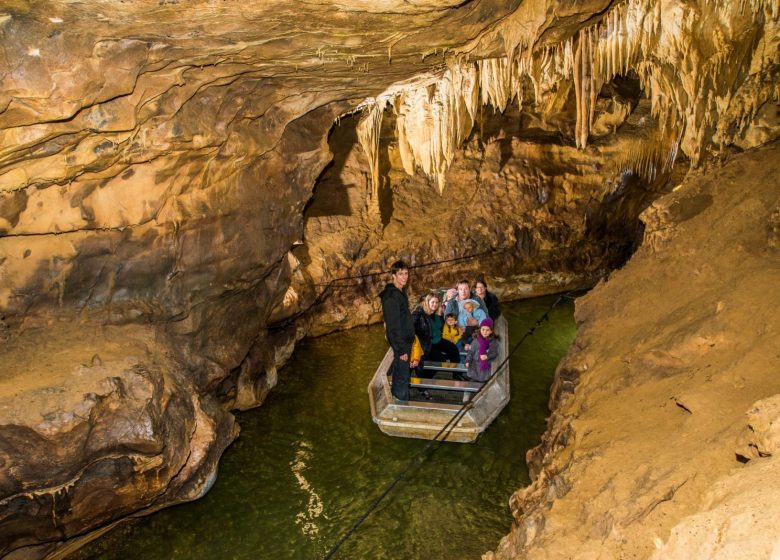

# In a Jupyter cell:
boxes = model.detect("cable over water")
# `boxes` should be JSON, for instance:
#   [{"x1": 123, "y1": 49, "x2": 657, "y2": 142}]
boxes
[
  {"x1": 323, "y1": 292, "x2": 572, "y2": 559},
  {"x1": 268, "y1": 248, "x2": 509, "y2": 331}
]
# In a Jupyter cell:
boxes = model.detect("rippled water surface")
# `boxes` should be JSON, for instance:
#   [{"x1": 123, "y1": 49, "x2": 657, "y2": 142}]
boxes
[{"x1": 79, "y1": 296, "x2": 576, "y2": 560}]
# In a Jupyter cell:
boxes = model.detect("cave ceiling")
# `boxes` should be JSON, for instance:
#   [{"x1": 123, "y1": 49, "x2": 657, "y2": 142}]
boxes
[
  {"x1": 0, "y1": 3, "x2": 778, "y2": 556},
  {"x1": 0, "y1": 0, "x2": 777, "y2": 323}
]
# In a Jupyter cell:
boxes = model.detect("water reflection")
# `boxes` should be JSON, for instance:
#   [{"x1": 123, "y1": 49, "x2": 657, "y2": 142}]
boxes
[{"x1": 291, "y1": 440, "x2": 325, "y2": 538}]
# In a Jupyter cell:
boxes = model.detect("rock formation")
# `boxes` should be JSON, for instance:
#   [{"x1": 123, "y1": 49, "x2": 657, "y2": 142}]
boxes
[
  {"x1": 488, "y1": 141, "x2": 780, "y2": 560},
  {"x1": 0, "y1": 0, "x2": 778, "y2": 557}
]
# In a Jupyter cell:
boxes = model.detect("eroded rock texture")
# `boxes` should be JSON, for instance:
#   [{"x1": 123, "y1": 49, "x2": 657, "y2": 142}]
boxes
[
  {"x1": 488, "y1": 141, "x2": 780, "y2": 560},
  {"x1": 0, "y1": 0, "x2": 778, "y2": 557},
  {"x1": 0, "y1": 325, "x2": 237, "y2": 558}
]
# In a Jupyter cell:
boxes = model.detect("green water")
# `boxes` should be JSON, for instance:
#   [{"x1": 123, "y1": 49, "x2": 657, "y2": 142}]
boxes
[{"x1": 78, "y1": 296, "x2": 576, "y2": 560}]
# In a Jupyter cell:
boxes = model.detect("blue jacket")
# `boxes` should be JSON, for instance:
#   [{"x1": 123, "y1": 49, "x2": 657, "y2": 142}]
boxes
[{"x1": 458, "y1": 306, "x2": 487, "y2": 328}]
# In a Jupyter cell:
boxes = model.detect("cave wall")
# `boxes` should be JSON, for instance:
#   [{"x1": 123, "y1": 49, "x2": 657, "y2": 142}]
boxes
[
  {"x1": 297, "y1": 95, "x2": 686, "y2": 336},
  {"x1": 487, "y1": 139, "x2": 780, "y2": 560},
  {"x1": 0, "y1": 0, "x2": 778, "y2": 557}
]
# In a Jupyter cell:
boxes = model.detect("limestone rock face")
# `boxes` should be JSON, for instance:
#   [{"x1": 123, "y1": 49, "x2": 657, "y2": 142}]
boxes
[
  {"x1": 650, "y1": 397, "x2": 780, "y2": 560},
  {"x1": 298, "y1": 100, "x2": 675, "y2": 335},
  {"x1": 736, "y1": 394, "x2": 780, "y2": 461},
  {"x1": 0, "y1": 0, "x2": 778, "y2": 557},
  {"x1": 488, "y1": 142, "x2": 780, "y2": 560},
  {"x1": 653, "y1": 394, "x2": 780, "y2": 560},
  {"x1": 650, "y1": 456, "x2": 780, "y2": 560},
  {"x1": 0, "y1": 324, "x2": 237, "y2": 558}
]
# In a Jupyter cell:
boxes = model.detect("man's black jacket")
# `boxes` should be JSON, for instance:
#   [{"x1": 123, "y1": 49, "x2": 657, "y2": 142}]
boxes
[{"x1": 379, "y1": 283, "x2": 415, "y2": 356}]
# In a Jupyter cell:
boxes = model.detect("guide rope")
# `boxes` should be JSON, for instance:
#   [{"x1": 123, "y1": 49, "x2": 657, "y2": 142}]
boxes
[
  {"x1": 268, "y1": 248, "x2": 509, "y2": 331},
  {"x1": 322, "y1": 291, "x2": 572, "y2": 559}
]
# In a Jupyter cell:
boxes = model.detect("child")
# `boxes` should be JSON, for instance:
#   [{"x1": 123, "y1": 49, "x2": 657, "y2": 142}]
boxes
[
  {"x1": 464, "y1": 318, "x2": 501, "y2": 382},
  {"x1": 442, "y1": 313, "x2": 463, "y2": 346},
  {"x1": 458, "y1": 299, "x2": 487, "y2": 346},
  {"x1": 458, "y1": 299, "x2": 487, "y2": 329},
  {"x1": 442, "y1": 287, "x2": 458, "y2": 313}
]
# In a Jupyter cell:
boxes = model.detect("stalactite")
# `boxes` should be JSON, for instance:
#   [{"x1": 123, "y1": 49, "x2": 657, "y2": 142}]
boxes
[
  {"x1": 478, "y1": 58, "x2": 515, "y2": 113},
  {"x1": 356, "y1": 100, "x2": 386, "y2": 215},
  {"x1": 393, "y1": 63, "x2": 478, "y2": 192},
  {"x1": 353, "y1": 0, "x2": 777, "y2": 190},
  {"x1": 573, "y1": 28, "x2": 597, "y2": 149},
  {"x1": 612, "y1": 126, "x2": 683, "y2": 184}
]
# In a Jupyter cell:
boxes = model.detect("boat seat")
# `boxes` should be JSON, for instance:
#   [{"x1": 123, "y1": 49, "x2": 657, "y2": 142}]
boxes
[
  {"x1": 392, "y1": 400, "x2": 464, "y2": 412},
  {"x1": 410, "y1": 376, "x2": 483, "y2": 393},
  {"x1": 422, "y1": 361, "x2": 467, "y2": 373}
]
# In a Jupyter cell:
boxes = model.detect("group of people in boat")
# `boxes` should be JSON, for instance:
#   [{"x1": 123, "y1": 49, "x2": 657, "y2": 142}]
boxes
[{"x1": 379, "y1": 260, "x2": 502, "y2": 402}]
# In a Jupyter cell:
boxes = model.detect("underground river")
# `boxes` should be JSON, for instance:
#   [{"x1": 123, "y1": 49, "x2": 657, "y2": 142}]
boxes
[{"x1": 75, "y1": 295, "x2": 576, "y2": 559}]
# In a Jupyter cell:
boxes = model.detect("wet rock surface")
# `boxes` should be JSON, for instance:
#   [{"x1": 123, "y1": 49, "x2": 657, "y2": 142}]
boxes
[
  {"x1": 489, "y1": 141, "x2": 780, "y2": 560},
  {"x1": 0, "y1": 324, "x2": 237, "y2": 559},
  {"x1": 0, "y1": 0, "x2": 777, "y2": 557}
]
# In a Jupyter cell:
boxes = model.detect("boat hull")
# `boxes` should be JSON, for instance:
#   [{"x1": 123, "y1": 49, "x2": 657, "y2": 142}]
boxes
[{"x1": 368, "y1": 316, "x2": 509, "y2": 443}]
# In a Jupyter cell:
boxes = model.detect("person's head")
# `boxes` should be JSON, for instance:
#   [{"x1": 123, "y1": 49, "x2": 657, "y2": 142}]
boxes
[
  {"x1": 445, "y1": 313, "x2": 457, "y2": 326},
  {"x1": 475, "y1": 279, "x2": 488, "y2": 298},
  {"x1": 390, "y1": 260, "x2": 409, "y2": 289},
  {"x1": 479, "y1": 317, "x2": 494, "y2": 338},
  {"x1": 444, "y1": 288, "x2": 458, "y2": 302},
  {"x1": 456, "y1": 279, "x2": 470, "y2": 300},
  {"x1": 424, "y1": 292, "x2": 440, "y2": 314},
  {"x1": 463, "y1": 301, "x2": 475, "y2": 313}
]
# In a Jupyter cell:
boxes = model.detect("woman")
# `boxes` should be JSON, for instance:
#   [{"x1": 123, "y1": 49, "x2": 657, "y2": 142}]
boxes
[
  {"x1": 412, "y1": 293, "x2": 460, "y2": 377},
  {"x1": 475, "y1": 279, "x2": 501, "y2": 320}
]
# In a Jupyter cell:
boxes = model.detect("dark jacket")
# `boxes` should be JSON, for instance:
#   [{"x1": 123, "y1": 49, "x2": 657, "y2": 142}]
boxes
[
  {"x1": 483, "y1": 290, "x2": 502, "y2": 320},
  {"x1": 412, "y1": 306, "x2": 433, "y2": 354},
  {"x1": 380, "y1": 283, "x2": 415, "y2": 356}
]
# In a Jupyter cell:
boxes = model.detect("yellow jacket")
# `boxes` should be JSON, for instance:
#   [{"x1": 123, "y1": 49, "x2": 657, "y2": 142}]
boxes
[{"x1": 442, "y1": 323, "x2": 463, "y2": 344}]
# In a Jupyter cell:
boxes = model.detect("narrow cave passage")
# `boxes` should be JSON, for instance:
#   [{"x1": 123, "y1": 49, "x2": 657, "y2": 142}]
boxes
[
  {"x1": 3, "y1": 0, "x2": 776, "y2": 557},
  {"x1": 73, "y1": 296, "x2": 576, "y2": 560}
]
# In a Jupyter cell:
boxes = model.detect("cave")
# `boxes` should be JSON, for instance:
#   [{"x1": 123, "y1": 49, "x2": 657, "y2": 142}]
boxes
[{"x1": 1, "y1": 1, "x2": 779, "y2": 559}]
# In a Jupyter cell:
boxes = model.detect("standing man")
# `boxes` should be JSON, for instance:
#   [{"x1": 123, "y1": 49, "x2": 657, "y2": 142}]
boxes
[{"x1": 379, "y1": 260, "x2": 415, "y2": 401}]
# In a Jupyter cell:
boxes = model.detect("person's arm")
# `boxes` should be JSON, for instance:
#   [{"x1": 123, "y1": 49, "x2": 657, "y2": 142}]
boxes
[
  {"x1": 444, "y1": 299, "x2": 458, "y2": 317},
  {"x1": 465, "y1": 343, "x2": 478, "y2": 368},
  {"x1": 487, "y1": 340, "x2": 500, "y2": 361},
  {"x1": 412, "y1": 307, "x2": 423, "y2": 336}
]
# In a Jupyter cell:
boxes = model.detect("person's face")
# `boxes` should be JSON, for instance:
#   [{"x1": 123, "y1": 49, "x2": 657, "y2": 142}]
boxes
[
  {"x1": 428, "y1": 297, "x2": 440, "y2": 310},
  {"x1": 475, "y1": 282, "x2": 486, "y2": 297},
  {"x1": 446, "y1": 316, "x2": 456, "y2": 326},
  {"x1": 480, "y1": 326, "x2": 492, "y2": 337},
  {"x1": 464, "y1": 303, "x2": 474, "y2": 313},
  {"x1": 393, "y1": 268, "x2": 409, "y2": 288},
  {"x1": 457, "y1": 283, "x2": 470, "y2": 299}
]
